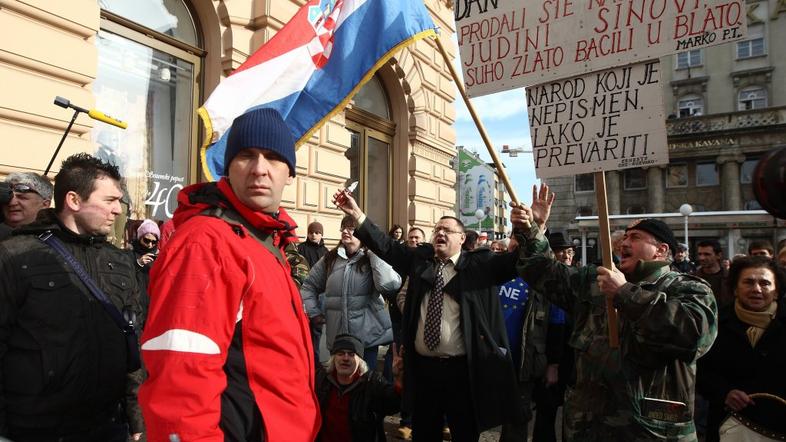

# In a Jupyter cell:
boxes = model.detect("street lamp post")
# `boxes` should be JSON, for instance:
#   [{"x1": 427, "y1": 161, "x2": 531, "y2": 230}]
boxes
[
  {"x1": 679, "y1": 203, "x2": 693, "y2": 250},
  {"x1": 474, "y1": 208, "x2": 485, "y2": 233}
]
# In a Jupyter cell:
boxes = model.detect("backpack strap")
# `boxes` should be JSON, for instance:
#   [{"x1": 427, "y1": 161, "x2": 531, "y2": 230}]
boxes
[{"x1": 200, "y1": 207, "x2": 286, "y2": 266}]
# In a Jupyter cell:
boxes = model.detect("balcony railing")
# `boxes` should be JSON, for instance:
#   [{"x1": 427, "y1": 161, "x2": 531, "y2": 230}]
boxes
[{"x1": 667, "y1": 106, "x2": 786, "y2": 136}]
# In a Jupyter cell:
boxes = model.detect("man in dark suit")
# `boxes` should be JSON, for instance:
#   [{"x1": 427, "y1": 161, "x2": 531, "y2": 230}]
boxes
[{"x1": 333, "y1": 189, "x2": 530, "y2": 441}]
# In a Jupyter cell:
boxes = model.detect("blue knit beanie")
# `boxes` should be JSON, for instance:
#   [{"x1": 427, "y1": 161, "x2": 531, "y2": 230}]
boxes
[{"x1": 224, "y1": 108, "x2": 296, "y2": 176}]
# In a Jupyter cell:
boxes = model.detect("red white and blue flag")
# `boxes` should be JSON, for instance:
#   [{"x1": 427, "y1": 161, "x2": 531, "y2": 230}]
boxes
[{"x1": 199, "y1": 0, "x2": 437, "y2": 180}]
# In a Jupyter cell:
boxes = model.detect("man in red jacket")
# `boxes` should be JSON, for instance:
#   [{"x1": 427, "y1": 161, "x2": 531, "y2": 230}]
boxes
[{"x1": 139, "y1": 108, "x2": 320, "y2": 441}]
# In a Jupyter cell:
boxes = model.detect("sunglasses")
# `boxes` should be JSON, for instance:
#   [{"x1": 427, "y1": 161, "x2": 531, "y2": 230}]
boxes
[
  {"x1": 11, "y1": 183, "x2": 40, "y2": 196},
  {"x1": 141, "y1": 237, "x2": 158, "y2": 246}
]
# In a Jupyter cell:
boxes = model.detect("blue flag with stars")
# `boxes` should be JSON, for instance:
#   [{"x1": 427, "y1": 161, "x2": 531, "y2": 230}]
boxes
[{"x1": 497, "y1": 277, "x2": 530, "y2": 364}]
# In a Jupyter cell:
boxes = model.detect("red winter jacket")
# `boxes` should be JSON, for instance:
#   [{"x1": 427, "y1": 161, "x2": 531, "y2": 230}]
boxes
[{"x1": 139, "y1": 179, "x2": 320, "y2": 441}]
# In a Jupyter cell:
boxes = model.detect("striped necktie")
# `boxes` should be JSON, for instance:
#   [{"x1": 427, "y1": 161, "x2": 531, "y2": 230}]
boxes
[{"x1": 424, "y1": 260, "x2": 448, "y2": 350}]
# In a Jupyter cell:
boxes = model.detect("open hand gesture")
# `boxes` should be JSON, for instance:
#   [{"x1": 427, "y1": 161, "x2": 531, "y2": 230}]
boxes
[{"x1": 530, "y1": 183, "x2": 555, "y2": 228}]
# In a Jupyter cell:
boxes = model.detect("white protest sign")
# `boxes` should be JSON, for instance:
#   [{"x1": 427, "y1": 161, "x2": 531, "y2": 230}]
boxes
[
  {"x1": 528, "y1": 60, "x2": 668, "y2": 179},
  {"x1": 455, "y1": 0, "x2": 747, "y2": 97}
]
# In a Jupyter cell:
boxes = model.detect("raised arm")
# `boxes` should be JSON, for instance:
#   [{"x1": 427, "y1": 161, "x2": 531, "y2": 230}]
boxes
[{"x1": 332, "y1": 188, "x2": 418, "y2": 276}]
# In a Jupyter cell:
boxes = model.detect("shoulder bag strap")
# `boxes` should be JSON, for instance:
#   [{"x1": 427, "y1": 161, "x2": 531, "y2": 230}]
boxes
[{"x1": 38, "y1": 231, "x2": 135, "y2": 335}]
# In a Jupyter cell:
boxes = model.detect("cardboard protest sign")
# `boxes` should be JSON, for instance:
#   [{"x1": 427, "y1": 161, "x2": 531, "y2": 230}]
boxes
[
  {"x1": 455, "y1": 0, "x2": 747, "y2": 97},
  {"x1": 528, "y1": 60, "x2": 668, "y2": 179}
]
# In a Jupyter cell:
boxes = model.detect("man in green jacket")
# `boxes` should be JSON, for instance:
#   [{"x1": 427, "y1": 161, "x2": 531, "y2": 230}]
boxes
[{"x1": 515, "y1": 184, "x2": 717, "y2": 441}]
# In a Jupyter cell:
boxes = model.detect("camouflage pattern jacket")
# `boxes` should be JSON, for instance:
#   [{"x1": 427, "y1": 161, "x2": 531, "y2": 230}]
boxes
[{"x1": 516, "y1": 225, "x2": 717, "y2": 441}]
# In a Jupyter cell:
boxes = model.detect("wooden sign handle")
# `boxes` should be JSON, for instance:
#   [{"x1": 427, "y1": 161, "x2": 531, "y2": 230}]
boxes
[{"x1": 595, "y1": 171, "x2": 620, "y2": 348}]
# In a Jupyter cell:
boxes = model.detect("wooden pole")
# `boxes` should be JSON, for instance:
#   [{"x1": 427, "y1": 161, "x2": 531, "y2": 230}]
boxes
[
  {"x1": 594, "y1": 171, "x2": 620, "y2": 348},
  {"x1": 434, "y1": 36, "x2": 520, "y2": 206}
]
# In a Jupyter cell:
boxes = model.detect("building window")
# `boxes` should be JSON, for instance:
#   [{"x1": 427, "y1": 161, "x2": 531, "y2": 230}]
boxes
[
  {"x1": 577, "y1": 206, "x2": 593, "y2": 217},
  {"x1": 575, "y1": 173, "x2": 595, "y2": 192},
  {"x1": 623, "y1": 168, "x2": 647, "y2": 190},
  {"x1": 738, "y1": 87, "x2": 768, "y2": 111},
  {"x1": 96, "y1": 1, "x2": 202, "y2": 224},
  {"x1": 667, "y1": 164, "x2": 689, "y2": 188},
  {"x1": 744, "y1": 200, "x2": 763, "y2": 210},
  {"x1": 741, "y1": 158, "x2": 758, "y2": 184},
  {"x1": 678, "y1": 95, "x2": 704, "y2": 117},
  {"x1": 737, "y1": 37, "x2": 765, "y2": 59},
  {"x1": 626, "y1": 205, "x2": 646, "y2": 215},
  {"x1": 346, "y1": 76, "x2": 394, "y2": 230},
  {"x1": 676, "y1": 50, "x2": 702, "y2": 69},
  {"x1": 696, "y1": 163, "x2": 719, "y2": 186}
]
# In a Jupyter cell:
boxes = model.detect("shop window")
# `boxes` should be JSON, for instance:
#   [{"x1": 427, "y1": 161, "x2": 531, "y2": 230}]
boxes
[
  {"x1": 676, "y1": 50, "x2": 702, "y2": 69},
  {"x1": 623, "y1": 168, "x2": 647, "y2": 190},
  {"x1": 696, "y1": 163, "x2": 719, "y2": 186},
  {"x1": 737, "y1": 37, "x2": 765, "y2": 59},
  {"x1": 346, "y1": 76, "x2": 394, "y2": 230},
  {"x1": 678, "y1": 95, "x2": 703, "y2": 117},
  {"x1": 96, "y1": 1, "x2": 202, "y2": 224},
  {"x1": 738, "y1": 87, "x2": 768, "y2": 111},
  {"x1": 575, "y1": 173, "x2": 594, "y2": 192}
]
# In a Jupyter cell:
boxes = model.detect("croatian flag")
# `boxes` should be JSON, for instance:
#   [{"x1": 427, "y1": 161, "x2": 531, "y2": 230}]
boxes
[{"x1": 199, "y1": 0, "x2": 437, "y2": 180}]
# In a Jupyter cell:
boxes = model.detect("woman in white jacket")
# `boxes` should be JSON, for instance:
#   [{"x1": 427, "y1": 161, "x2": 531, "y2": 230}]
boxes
[{"x1": 301, "y1": 215, "x2": 401, "y2": 370}]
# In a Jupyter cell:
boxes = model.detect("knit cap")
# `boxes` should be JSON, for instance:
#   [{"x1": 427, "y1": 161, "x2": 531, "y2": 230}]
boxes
[
  {"x1": 137, "y1": 219, "x2": 161, "y2": 239},
  {"x1": 331, "y1": 334, "x2": 364, "y2": 357},
  {"x1": 307, "y1": 221, "x2": 324, "y2": 234},
  {"x1": 224, "y1": 108, "x2": 296, "y2": 177}
]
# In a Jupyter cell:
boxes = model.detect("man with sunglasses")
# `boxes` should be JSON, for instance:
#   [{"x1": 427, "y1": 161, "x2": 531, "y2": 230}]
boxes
[
  {"x1": 333, "y1": 189, "x2": 532, "y2": 442},
  {"x1": 0, "y1": 172, "x2": 53, "y2": 240}
]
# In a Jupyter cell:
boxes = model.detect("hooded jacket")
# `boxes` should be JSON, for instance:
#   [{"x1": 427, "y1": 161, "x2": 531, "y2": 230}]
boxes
[
  {"x1": 138, "y1": 179, "x2": 320, "y2": 442},
  {"x1": 0, "y1": 209, "x2": 142, "y2": 436}
]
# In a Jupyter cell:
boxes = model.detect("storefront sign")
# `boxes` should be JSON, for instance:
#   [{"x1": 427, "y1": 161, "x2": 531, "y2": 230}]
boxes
[
  {"x1": 455, "y1": 0, "x2": 747, "y2": 96},
  {"x1": 144, "y1": 171, "x2": 186, "y2": 219},
  {"x1": 528, "y1": 60, "x2": 668, "y2": 178}
]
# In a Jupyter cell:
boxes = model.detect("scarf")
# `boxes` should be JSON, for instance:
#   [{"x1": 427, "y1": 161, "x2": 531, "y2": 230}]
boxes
[
  {"x1": 734, "y1": 299, "x2": 778, "y2": 347},
  {"x1": 216, "y1": 178, "x2": 299, "y2": 248}
]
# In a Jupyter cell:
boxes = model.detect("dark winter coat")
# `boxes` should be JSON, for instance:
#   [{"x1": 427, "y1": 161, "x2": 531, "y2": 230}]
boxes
[
  {"x1": 0, "y1": 209, "x2": 143, "y2": 436},
  {"x1": 697, "y1": 304, "x2": 786, "y2": 441},
  {"x1": 298, "y1": 239, "x2": 329, "y2": 268},
  {"x1": 315, "y1": 367, "x2": 400, "y2": 441},
  {"x1": 353, "y1": 218, "x2": 523, "y2": 431}
]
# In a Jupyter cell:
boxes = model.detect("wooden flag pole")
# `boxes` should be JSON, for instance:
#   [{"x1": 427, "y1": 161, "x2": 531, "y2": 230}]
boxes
[
  {"x1": 434, "y1": 36, "x2": 520, "y2": 206},
  {"x1": 594, "y1": 171, "x2": 620, "y2": 348}
]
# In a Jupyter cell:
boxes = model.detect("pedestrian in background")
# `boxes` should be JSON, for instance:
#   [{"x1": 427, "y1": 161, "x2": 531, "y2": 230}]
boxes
[
  {"x1": 698, "y1": 255, "x2": 786, "y2": 441},
  {"x1": 299, "y1": 220, "x2": 328, "y2": 268},
  {"x1": 0, "y1": 172, "x2": 53, "y2": 241}
]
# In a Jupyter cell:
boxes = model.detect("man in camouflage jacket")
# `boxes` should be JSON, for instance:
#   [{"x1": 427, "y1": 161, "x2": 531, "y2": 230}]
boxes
[{"x1": 514, "y1": 185, "x2": 717, "y2": 441}]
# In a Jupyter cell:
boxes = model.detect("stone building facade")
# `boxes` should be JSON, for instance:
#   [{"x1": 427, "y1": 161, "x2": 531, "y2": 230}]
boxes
[
  {"x1": 0, "y1": 0, "x2": 460, "y2": 245},
  {"x1": 545, "y1": 0, "x2": 786, "y2": 261}
]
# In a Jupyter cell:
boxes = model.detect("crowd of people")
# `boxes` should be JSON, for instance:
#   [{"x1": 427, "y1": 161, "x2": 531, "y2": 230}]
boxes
[{"x1": 0, "y1": 107, "x2": 784, "y2": 442}]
